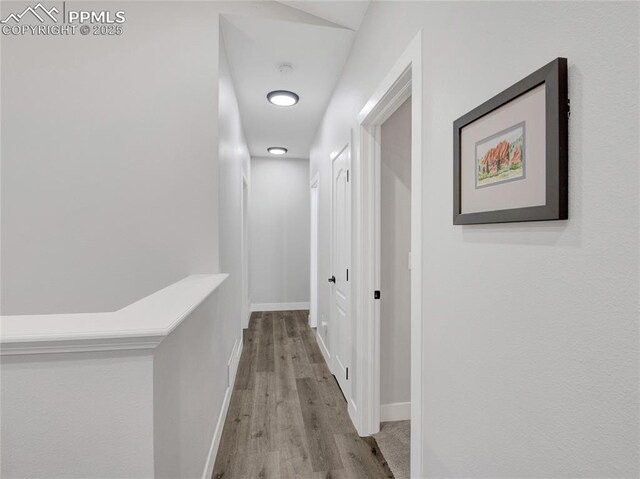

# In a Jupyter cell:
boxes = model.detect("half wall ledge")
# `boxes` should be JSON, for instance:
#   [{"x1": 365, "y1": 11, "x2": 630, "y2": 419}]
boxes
[{"x1": 0, "y1": 273, "x2": 229, "y2": 355}]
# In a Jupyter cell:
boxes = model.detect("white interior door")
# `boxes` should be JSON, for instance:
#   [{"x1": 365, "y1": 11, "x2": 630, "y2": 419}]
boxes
[{"x1": 330, "y1": 146, "x2": 352, "y2": 398}]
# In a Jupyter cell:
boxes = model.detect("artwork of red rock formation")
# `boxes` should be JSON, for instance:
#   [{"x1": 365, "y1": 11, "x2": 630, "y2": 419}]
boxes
[
  {"x1": 479, "y1": 140, "x2": 510, "y2": 174},
  {"x1": 510, "y1": 144, "x2": 521, "y2": 166}
]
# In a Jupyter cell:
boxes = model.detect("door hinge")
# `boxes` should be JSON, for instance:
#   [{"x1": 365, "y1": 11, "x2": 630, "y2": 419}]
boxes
[
  {"x1": 567, "y1": 98, "x2": 571, "y2": 118},
  {"x1": 346, "y1": 268, "x2": 349, "y2": 281},
  {"x1": 374, "y1": 290, "x2": 381, "y2": 299},
  {"x1": 346, "y1": 367, "x2": 349, "y2": 380},
  {"x1": 346, "y1": 170, "x2": 349, "y2": 182}
]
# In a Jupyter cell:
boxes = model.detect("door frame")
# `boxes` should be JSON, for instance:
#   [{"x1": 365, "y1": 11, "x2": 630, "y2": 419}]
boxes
[
  {"x1": 353, "y1": 31, "x2": 423, "y2": 478},
  {"x1": 309, "y1": 173, "x2": 320, "y2": 328},
  {"x1": 241, "y1": 173, "x2": 250, "y2": 329}
]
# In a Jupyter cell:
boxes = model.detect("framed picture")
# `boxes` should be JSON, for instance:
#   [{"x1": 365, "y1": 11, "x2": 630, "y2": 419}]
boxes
[{"x1": 453, "y1": 57, "x2": 568, "y2": 224}]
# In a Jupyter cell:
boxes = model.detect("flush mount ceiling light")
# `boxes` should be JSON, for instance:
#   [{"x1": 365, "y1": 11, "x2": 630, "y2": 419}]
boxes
[
  {"x1": 267, "y1": 90, "x2": 299, "y2": 107},
  {"x1": 267, "y1": 147, "x2": 288, "y2": 155}
]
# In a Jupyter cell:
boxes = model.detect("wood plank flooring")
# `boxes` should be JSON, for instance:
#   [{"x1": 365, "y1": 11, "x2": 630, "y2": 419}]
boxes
[{"x1": 213, "y1": 310, "x2": 394, "y2": 479}]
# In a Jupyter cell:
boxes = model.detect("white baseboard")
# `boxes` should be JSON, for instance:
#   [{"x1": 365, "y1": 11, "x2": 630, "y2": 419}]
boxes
[
  {"x1": 380, "y1": 401, "x2": 411, "y2": 422},
  {"x1": 202, "y1": 337, "x2": 243, "y2": 479},
  {"x1": 316, "y1": 330, "x2": 331, "y2": 366},
  {"x1": 348, "y1": 398, "x2": 358, "y2": 430},
  {"x1": 251, "y1": 302, "x2": 309, "y2": 312},
  {"x1": 242, "y1": 308, "x2": 251, "y2": 329}
]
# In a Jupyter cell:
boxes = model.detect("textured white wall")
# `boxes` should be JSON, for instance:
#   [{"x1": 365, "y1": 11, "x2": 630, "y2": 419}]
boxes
[
  {"x1": 310, "y1": 1, "x2": 639, "y2": 476},
  {"x1": 1, "y1": 351, "x2": 155, "y2": 478},
  {"x1": 250, "y1": 157, "x2": 310, "y2": 306},
  {"x1": 380, "y1": 98, "x2": 412, "y2": 407},
  {"x1": 0, "y1": 0, "x2": 336, "y2": 316},
  {"x1": 153, "y1": 285, "x2": 235, "y2": 479},
  {"x1": 0, "y1": 2, "x2": 222, "y2": 314}
]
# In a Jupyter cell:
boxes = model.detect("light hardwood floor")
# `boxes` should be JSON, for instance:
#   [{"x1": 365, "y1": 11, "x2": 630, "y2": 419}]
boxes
[{"x1": 212, "y1": 310, "x2": 394, "y2": 479}]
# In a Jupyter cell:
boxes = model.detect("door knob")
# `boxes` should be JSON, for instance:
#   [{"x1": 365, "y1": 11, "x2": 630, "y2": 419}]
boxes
[{"x1": 328, "y1": 276, "x2": 336, "y2": 283}]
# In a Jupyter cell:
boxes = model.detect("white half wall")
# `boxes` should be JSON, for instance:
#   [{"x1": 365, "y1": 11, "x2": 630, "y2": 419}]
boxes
[
  {"x1": 1, "y1": 350, "x2": 155, "y2": 478},
  {"x1": 153, "y1": 280, "x2": 240, "y2": 479},
  {"x1": 0, "y1": 275, "x2": 235, "y2": 479},
  {"x1": 249, "y1": 157, "x2": 310, "y2": 306},
  {"x1": 310, "y1": 2, "x2": 639, "y2": 477}
]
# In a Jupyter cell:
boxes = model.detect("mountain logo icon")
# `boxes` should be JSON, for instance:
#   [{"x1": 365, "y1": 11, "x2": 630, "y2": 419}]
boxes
[{"x1": 1, "y1": 3, "x2": 59, "y2": 24}]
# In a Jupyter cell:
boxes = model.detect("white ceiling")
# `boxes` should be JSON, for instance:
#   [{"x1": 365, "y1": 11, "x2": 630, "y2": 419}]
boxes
[
  {"x1": 221, "y1": 3, "x2": 369, "y2": 159},
  {"x1": 277, "y1": 1, "x2": 370, "y2": 31}
]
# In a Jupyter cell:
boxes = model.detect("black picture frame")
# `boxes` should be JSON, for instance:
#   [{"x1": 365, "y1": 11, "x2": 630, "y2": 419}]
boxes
[{"x1": 453, "y1": 57, "x2": 568, "y2": 225}]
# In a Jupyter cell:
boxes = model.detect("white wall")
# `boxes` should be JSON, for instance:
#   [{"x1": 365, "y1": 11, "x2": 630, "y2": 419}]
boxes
[
  {"x1": 1, "y1": 351, "x2": 155, "y2": 478},
  {"x1": 250, "y1": 157, "x2": 310, "y2": 308},
  {"x1": 380, "y1": 98, "x2": 411, "y2": 408},
  {"x1": 0, "y1": 2, "x2": 221, "y2": 315},
  {"x1": 310, "y1": 2, "x2": 639, "y2": 476},
  {"x1": 153, "y1": 282, "x2": 240, "y2": 479}
]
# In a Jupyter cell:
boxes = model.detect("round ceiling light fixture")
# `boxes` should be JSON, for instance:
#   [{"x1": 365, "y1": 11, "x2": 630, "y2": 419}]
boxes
[
  {"x1": 267, "y1": 147, "x2": 288, "y2": 155},
  {"x1": 267, "y1": 90, "x2": 300, "y2": 107}
]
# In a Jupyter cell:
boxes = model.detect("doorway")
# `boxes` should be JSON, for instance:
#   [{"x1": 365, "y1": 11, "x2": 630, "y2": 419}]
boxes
[
  {"x1": 354, "y1": 31, "x2": 423, "y2": 478},
  {"x1": 380, "y1": 97, "x2": 412, "y2": 423},
  {"x1": 375, "y1": 97, "x2": 412, "y2": 478}
]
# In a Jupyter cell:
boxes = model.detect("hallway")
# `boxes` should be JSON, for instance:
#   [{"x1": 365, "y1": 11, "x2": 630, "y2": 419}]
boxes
[
  {"x1": 212, "y1": 311, "x2": 393, "y2": 479},
  {"x1": 1, "y1": 2, "x2": 638, "y2": 478}
]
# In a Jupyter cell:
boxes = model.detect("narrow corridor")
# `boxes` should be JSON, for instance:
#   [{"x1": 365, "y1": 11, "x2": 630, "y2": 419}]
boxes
[{"x1": 212, "y1": 311, "x2": 393, "y2": 478}]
